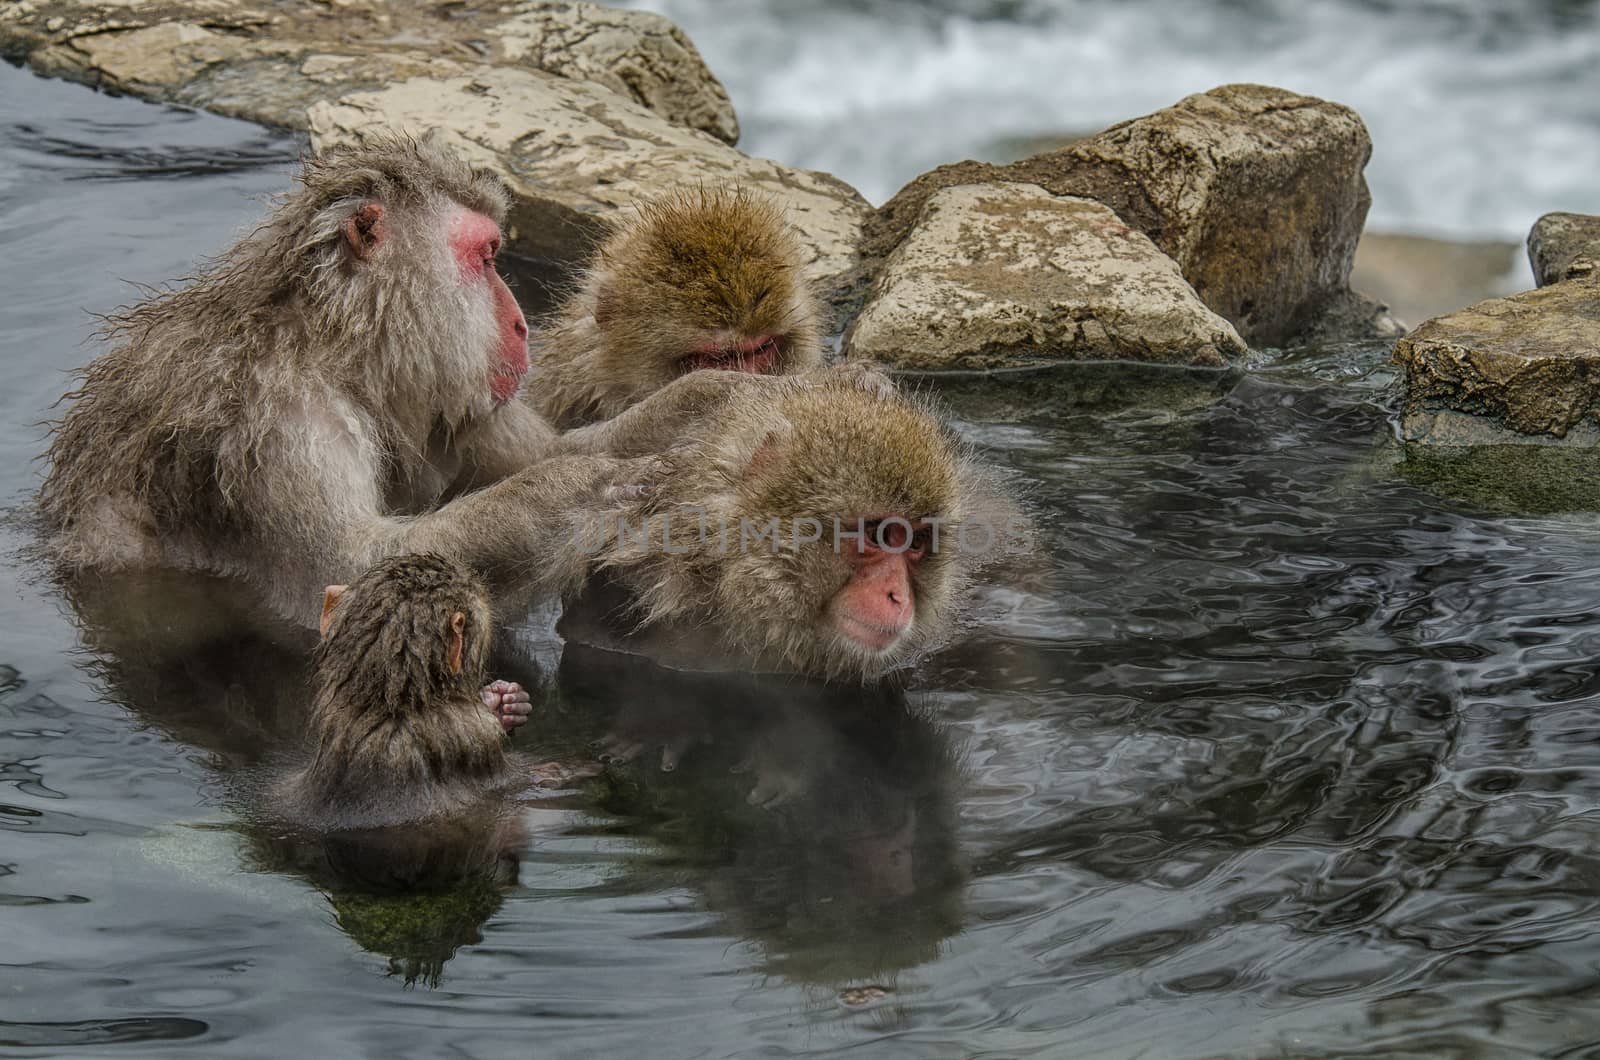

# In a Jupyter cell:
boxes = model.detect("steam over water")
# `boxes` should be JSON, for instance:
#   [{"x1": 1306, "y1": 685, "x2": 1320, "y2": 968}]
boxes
[{"x1": 627, "y1": 0, "x2": 1600, "y2": 238}]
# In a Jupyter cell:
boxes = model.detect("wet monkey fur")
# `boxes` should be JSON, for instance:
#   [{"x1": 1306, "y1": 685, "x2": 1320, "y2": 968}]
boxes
[
  {"x1": 278, "y1": 554, "x2": 531, "y2": 829},
  {"x1": 579, "y1": 373, "x2": 1020, "y2": 681},
  {"x1": 532, "y1": 186, "x2": 825, "y2": 428}
]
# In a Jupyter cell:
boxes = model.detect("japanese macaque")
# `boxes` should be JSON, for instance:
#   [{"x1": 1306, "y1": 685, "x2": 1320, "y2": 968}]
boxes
[
  {"x1": 275, "y1": 553, "x2": 594, "y2": 829},
  {"x1": 531, "y1": 186, "x2": 824, "y2": 428},
  {"x1": 571, "y1": 373, "x2": 1020, "y2": 680},
  {"x1": 35, "y1": 135, "x2": 716, "y2": 625}
]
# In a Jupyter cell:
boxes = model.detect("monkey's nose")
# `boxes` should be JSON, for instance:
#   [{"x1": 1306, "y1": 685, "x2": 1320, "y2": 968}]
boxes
[{"x1": 513, "y1": 319, "x2": 529, "y2": 339}]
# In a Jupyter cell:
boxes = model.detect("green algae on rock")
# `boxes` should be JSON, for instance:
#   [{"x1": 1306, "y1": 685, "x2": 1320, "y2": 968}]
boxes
[{"x1": 1396, "y1": 443, "x2": 1600, "y2": 516}]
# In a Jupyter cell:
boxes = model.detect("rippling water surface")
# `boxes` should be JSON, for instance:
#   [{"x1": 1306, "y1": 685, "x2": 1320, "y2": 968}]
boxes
[{"x1": 7, "y1": 63, "x2": 1600, "y2": 1058}]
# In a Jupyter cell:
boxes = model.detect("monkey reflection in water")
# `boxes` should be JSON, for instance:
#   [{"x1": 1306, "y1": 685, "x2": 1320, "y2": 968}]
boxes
[{"x1": 550, "y1": 640, "x2": 966, "y2": 985}]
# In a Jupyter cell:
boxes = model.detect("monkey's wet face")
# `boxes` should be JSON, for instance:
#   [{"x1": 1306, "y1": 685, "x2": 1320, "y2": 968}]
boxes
[
  {"x1": 587, "y1": 187, "x2": 823, "y2": 393},
  {"x1": 646, "y1": 378, "x2": 984, "y2": 681},
  {"x1": 827, "y1": 517, "x2": 937, "y2": 654},
  {"x1": 444, "y1": 207, "x2": 529, "y2": 405}
]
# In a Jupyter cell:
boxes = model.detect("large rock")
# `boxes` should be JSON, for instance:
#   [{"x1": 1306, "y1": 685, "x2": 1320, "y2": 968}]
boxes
[
  {"x1": 307, "y1": 69, "x2": 867, "y2": 321},
  {"x1": 1393, "y1": 279, "x2": 1600, "y2": 445},
  {"x1": 0, "y1": 0, "x2": 866, "y2": 319},
  {"x1": 0, "y1": 0, "x2": 738, "y2": 142},
  {"x1": 865, "y1": 84, "x2": 1391, "y2": 347},
  {"x1": 1528, "y1": 212, "x2": 1600, "y2": 288},
  {"x1": 842, "y1": 183, "x2": 1244, "y2": 370}
]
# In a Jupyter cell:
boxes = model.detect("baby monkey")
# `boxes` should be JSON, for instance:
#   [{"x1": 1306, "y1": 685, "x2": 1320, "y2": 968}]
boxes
[
  {"x1": 577, "y1": 372, "x2": 1020, "y2": 681},
  {"x1": 532, "y1": 186, "x2": 824, "y2": 428},
  {"x1": 277, "y1": 554, "x2": 580, "y2": 830}
]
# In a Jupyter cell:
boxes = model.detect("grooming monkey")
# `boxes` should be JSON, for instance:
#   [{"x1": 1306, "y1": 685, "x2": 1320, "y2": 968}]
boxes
[
  {"x1": 531, "y1": 186, "x2": 825, "y2": 429},
  {"x1": 572, "y1": 373, "x2": 1020, "y2": 680},
  {"x1": 37, "y1": 136, "x2": 733, "y2": 624},
  {"x1": 276, "y1": 553, "x2": 594, "y2": 829}
]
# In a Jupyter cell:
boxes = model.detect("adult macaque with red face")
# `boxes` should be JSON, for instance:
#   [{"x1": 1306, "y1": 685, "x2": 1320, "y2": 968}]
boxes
[
  {"x1": 571, "y1": 373, "x2": 1019, "y2": 680},
  {"x1": 37, "y1": 136, "x2": 718, "y2": 623}
]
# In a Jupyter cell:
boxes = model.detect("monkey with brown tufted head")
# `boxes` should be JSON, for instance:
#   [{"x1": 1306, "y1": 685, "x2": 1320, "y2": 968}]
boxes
[
  {"x1": 572, "y1": 373, "x2": 1021, "y2": 681},
  {"x1": 531, "y1": 186, "x2": 825, "y2": 429}
]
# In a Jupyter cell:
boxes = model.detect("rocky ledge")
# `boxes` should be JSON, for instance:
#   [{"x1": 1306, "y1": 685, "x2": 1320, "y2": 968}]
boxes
[
  {"x1": 0, "y1": 0, "x2": 868, "y2": 320},
  {"x1": 6, "y1": 3, "x2": 1402, "y2": 363}
]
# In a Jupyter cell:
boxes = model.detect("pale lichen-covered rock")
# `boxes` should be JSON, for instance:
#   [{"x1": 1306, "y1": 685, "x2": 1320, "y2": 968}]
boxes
[
  {"x1": 1393, "y1": 279, "x2": 1600, "y2": 445},
  {"x1": 866, "y1": 84, "x2": 1387, "y2": 347},
  {"x1": 306, "y1": 70, "x2": 868, "y2": 320},
  {"x1": 1, "y1": 0, "x2": 866, "y2": 317},
  {"x1": 487, "y1": 2, "x2": 737, "y2": 145},
  {"x1": 842, "y1": 183, "x2": 1245, "y2": 371},
  {"x1": 1528, "y1": 212, "x2": 1600, "y2": 288},
  {"x1": 0, "y1": 0, "x2": 738, "y2": 142}
]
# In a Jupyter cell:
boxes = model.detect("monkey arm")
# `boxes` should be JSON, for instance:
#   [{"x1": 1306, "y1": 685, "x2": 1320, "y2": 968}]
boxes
[
  {"x1": 551, "y1": 371, "x2": 783, "y2": 457},
  {"x1": 245, "y1": 407, "x2": 621, "y2": 624}
]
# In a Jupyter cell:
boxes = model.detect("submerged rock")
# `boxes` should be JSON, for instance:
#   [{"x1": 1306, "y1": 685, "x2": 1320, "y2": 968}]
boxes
[
  {"x1": 866, "y1": 84, "x2": 1390, "y2": 348},
  {"x1": 842, "y1": 183, "x2": 1244, "y2": 370},
  {"x1": 1528, "y1": 212, "x2": 1600, "y2": 288},
  {"x1": 1393, "y1": 278, "x2": 1600, "y2": 445}
]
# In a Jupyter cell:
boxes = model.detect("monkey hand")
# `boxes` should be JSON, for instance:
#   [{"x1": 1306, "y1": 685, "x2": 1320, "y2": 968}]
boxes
[
  {"x1": 822, "y1": 361, "x2": 897, "y2": 399},
  {"x1": 481, "y1": 679, "x2": 532, "y2": 732},
  {"x1": 602, "y1": 455, "x2": 668, "y2": 506}
]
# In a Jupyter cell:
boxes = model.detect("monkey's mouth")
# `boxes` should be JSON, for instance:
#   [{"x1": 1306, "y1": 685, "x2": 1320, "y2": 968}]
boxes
[
  {"x1": 836, "y1": 613, "x2": 910, "y2": 653},
  {"x1": 490, "y1": 366, "x2": 525, "y2": 405},
  {"x1": 681, "y1": 334, "x2": 784, "y2": 375}
]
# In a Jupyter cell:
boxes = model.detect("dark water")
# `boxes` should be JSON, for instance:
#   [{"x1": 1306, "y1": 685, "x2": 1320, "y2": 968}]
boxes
[{"x1": 8, "y1": 61, "x2": 1600, "y2": 1058}]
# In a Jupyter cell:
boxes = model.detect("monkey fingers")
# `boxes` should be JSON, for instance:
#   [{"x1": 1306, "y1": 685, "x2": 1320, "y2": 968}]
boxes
[{"x1": 480, "y1": 679, "x2": 532, "y2": 731}]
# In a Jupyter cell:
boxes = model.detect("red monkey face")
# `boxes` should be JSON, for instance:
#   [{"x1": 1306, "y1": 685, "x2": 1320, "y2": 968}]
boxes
[
  {"x1": 447, "y1": 208, "x2": 529, "y2": 405},
  {"x1": 828, "y1": 516, "x2": 936, "y2": 653}
]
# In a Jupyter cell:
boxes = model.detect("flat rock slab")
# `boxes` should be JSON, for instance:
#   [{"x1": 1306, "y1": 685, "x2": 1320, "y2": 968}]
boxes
[
  {"x1": 307, "y1": 69, "x2": 867, "y2": 321},
  {"x1": 867, "y1": 84, "x2": 1391, "y2": 347},
  {"x1": 1394, "y1": 279, "x2": 1600, "y2": 444},
  {"x1": 1528, "y1": 212, "x2": 1600, "y2": 288},
  {"x1": 843, "y1": 183, "x2": 1245, "y2": 371}
]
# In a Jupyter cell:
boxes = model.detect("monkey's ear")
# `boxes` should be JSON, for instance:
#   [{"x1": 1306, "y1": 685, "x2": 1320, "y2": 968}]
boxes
[
  {"x1": 319, "y1": 585, "x2": 348, "y2": 638},
  {"x1": 448, "y1": 611, "x2": 466, "y2": 675},
  {"x1": 342, "y1": 203, "x2": 386, "y2": 261}
]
